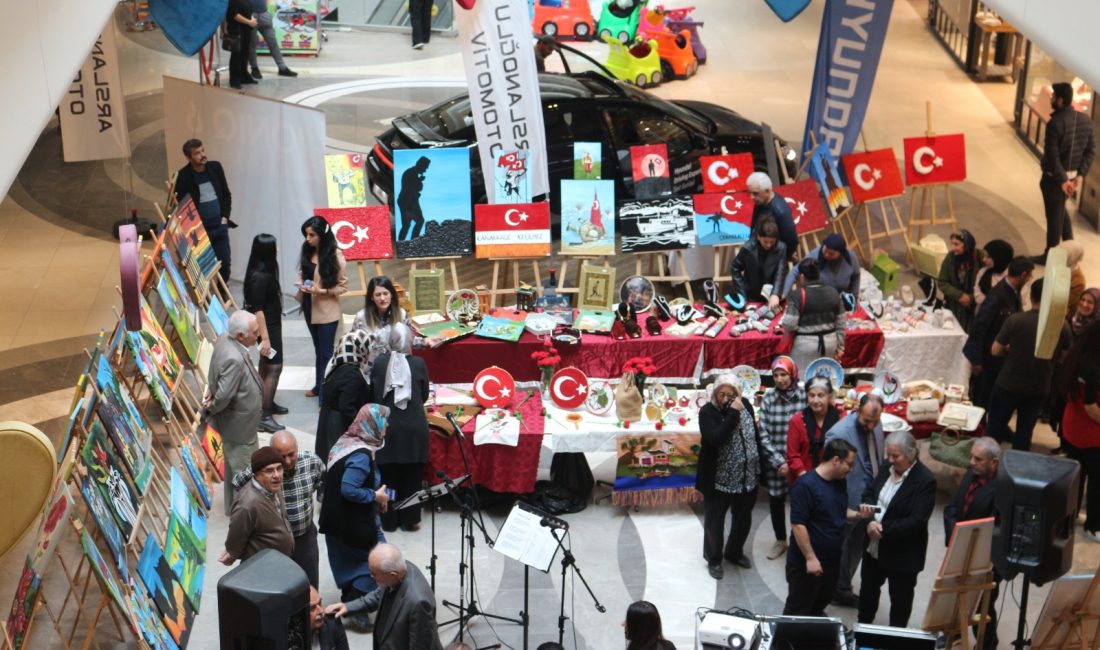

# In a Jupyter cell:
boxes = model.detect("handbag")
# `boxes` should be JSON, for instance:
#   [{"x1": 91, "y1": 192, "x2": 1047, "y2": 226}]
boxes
[
  {"x1": 220, "y1": 23, "x2": 241, "y2": 52},
  {"x1": 614, "y1": 371, "x2": 643, "y2": 423},
  {"x1": 774, "y1": 289, "x2": 805, "y2": 355},
  {"x1": 929, "y1": 426, "x2": 974, "y2": 469}
]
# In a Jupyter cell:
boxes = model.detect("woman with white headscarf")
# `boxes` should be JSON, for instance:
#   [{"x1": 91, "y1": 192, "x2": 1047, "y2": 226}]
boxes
[
  {"x1": 696, "y1": 374, "x2": 784, "y2": 580},
  {"x1": 370, "y1": 323, "x2": 431, "y2": 532},
  {"x1": 316, "y1": 330, "x2": 371, "y2": 462}
]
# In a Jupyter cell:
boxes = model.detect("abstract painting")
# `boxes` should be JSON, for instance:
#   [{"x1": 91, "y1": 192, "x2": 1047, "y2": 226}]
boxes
[
  {"x1": 313, "y1": 206, "x2": 394, "y2": 261},
  {"x1": 157, "y1": 269, "x2": 201, "y2": 363},
  {"x1": 200, "y1": 422, "x2": 225, "y2": 480},
  {"x1": 170, "y1": 468, "x2": 207, "y2": 553},
  {"x1": 81, "y1": 421, "x2": 140, "y2": 540},
  {"x1": 493, "y1": 150, "x2": 530, "y2": 203},
  {"x1": 180, "y1": 441, "x2": 213, "y2": 509},
  {"x1": 93, "y1": 353, "x2": 153, "y2": 493},
  {"x1": 573, "y1": 142, "x2": 601, "y2": 179},
  {"x1": 165, "y1": 514, "x2": 205, "y2": 611},
  {"x1": 128, "y1": 579, "x2": 179, "y2": 650},
  {"x1": 80, "y1": 529, "x2": 133, "y2": 630},
  {"x1": 125, "y1": 295, "x2": 182, "y2": 416},
  {"x1": 137, "y1": 535, "x2": 194, "y2": 648},
  {"x1": 693, "y1": 192, "x2": 753, "y2": 246},
  {"x1": 6, "y1": 558, "x2": 40, "y2": 650},
  {"x1": 393, "y1": 148, "x2": 473, "y2": 258},
  {"x1": 618, "y1": 197, "x2": 695, "y2": 253},
  {"x1": 559, "y1": 179, "x2": 615, "y2": 256},
  {"x1": 324, "y1": 153, "x2": 367, "y2": 207},
  {"x1": 629, "y1": 144, "x2": 672, "y2": 199},
  {"x1": 28, "y1": 482, "x2": 74, "y2": 575},
  {"x1": 77, "y1": 472, "x2": 129, "y2": 582}
]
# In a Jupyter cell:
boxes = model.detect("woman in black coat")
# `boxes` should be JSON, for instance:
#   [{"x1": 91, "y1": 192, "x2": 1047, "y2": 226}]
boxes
[
  {"x1": 370, "y1": 323, "x2": 431, "y2": 532},
  {"x1": 225, "y1": 0, "x2": 257, "y2": 89},
  {"x1": 243, "y1": 234, "x2": 285, "y2": 433},
  {"x1": 316, "y1": 330, "x2": 371, "y2": 462}
]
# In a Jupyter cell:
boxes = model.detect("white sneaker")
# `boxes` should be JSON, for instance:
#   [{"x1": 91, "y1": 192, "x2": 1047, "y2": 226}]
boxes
[
  {"x1": 1084, "y1": 530, "x2": 1100, "y2": 543},
  {"x1": 767, "y1": 540, "x2": 788, "y2": 560}
]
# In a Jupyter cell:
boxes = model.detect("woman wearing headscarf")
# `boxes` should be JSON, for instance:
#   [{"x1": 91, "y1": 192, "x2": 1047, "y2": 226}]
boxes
[
  {"x1": 318, "y1": 404, "x2": 391, "y2": 607},
  {"x1": 786, "y1": 376, "x2": 844, "y2": 483},
  {"x1": 781, "y1": 258, "x2": 847, "y2": 372},
  {"x1": 1071, "y1": 289, "x2": 1100, "y2": 339},
  {"x1": 316, "y1": 330, "x2": 371, "y2": 462},
  {"x1": 974, "y1": 239, "x2": 1014, "y2": 306},
  {"x1": 937, "y1": 229, "x2": 984, "y2": 331},
  {"x1": 370, "y1": 323, "x2": 430, "y2": 532},
  {"x1": 1058, "y1": 240, "x2": 1088, "y2": 318},
  {"x1": 757, "y1": 356, "x2": 804, "y2": 560},
  {"x1": 696, "y1": 375, "x2": 784, "y2": 579}
]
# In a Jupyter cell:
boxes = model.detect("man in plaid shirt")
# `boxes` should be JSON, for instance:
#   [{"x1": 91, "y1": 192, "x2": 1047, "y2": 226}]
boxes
[{"x1": 234, "y1": 430, "x2": 324, "y2": 586}]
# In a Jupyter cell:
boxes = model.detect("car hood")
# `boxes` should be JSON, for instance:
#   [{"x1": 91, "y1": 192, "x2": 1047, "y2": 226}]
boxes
[{"x1": 672, "y1": 99, "x2": 764, "y2": 137}]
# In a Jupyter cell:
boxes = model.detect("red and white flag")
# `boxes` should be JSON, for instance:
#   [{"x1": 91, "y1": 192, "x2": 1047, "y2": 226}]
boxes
[
  {"x1": 774, "y1": 180, "x2": 829, "y2": 235},
  {"x1": 313, "y1": 206, "x2": 394, "y2": 260},
  {"x1": 841, "y1": 148, "x2": 904, "y2": 202},
  {"x1": 700, "y1": 153, "x2": 754, "y2": 193},
  {"x1": 474, "y1": 202, "x2": 551, "y2": 259},
  {"x1": 692, "y1": 191, "x2": 753, "y2": 225},
  {"x1": 903, "y1": 134, "x2": 967, "y2": 186}
]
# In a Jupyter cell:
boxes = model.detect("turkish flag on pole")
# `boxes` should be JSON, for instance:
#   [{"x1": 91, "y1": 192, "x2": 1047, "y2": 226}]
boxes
[
  {"x1": 841, "y1": 148, "x2": 905, "y2": 202},
  {"x1": 313, "y1": 206, "x2": 394, "y2": 260},
  {"x1": 700, "y1": 153, "x2": 754, "y2": 193},
  {"x1": 903, "y1": 134, "x2": 967, "y2": 186},
  {"x1": 474, "y1": 202, "x2": 552, "y2": 259},
  {"x1": 774, "y1": 180, "x2": 829, "y2": 235}
]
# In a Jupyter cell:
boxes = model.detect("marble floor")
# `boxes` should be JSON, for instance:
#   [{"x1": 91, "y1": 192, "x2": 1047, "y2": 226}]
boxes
[{"x1": 2, "y1": 0, "x2": 1099, "y2": 648}]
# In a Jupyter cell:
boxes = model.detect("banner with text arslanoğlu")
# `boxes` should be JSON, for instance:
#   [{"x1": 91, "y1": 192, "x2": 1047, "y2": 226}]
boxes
[
  {"x1": 58, "y1": 22, "x2": 131, "y2": 162},
  {"x1": 456, "y1": 0, "x2": 549, "y2": 201},
  {"x1": 800, "y1": 0, "x2": 894, "y2": 160}
]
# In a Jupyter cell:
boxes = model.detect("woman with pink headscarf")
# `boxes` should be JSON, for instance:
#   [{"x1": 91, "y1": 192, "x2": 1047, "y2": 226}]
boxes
[{"x1": 758, "y1": 356, "x2": 804, "y2": 560}]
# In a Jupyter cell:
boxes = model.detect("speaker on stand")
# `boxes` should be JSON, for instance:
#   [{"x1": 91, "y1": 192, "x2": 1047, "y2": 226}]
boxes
[
  {"x1": 991, "y1": 450, "x2": 1080, "y2": 649},
  {"x1": 217, "y1": 549, "x2": 311, "y2": 650}
]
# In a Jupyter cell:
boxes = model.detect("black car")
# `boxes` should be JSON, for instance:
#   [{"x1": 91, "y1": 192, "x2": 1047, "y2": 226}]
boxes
[{"x1": 366, "y1": 70, "x2": 798, "y2": 219}]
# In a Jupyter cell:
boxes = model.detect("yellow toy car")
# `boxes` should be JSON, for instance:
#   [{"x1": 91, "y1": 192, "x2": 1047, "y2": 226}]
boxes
[{"x1": 602, "y1": 35, "x2": 662, "y2": 87}]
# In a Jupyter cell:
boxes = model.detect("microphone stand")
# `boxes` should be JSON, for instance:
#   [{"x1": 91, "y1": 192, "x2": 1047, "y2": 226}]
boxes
[
  {"x1": 546, "y1": 525, "x2": 605, "y2": 646},
  {"x1": 438, "y1": 413, "x2": 524, "y2": 647}
]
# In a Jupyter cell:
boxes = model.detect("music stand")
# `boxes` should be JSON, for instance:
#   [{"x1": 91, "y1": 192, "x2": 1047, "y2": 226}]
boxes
[{"x1": 392, "y1": 475, "x2": 468, "y2": 593}]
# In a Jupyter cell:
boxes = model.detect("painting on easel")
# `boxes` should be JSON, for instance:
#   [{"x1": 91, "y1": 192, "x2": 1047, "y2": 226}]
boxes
[
  {"x1": 903, "y1": 133, "x2": 967, "y2": 185},
  {"x1": 28, "y1": 482, "x2": 74, "y2": 575},
  {"x1": 806, "y1": 143, "x2": 851, "y2": 219},
  {"x1": 165, "y1": 514, "x2": 205, "y2": 611},
  {"x1": 137, "y1": 535, "x2": 194, "y2": 648},
  {"x1": 78, "y1": 472, "x2": 129, "y2": 581},
  {"x1": 618, "y1": 197, "x2": 695, "y2": 253},
  {"x1": 5, "y1": 558, "x2": 40, "y2": 650},
  {"x1": 313, "y1": 206, "x2": 394, "y2": 261},
  {"x1": 324, "y1": 153, "x2": 367, "y2": 207},
  {"x1": 573, "y1": 142, "x2": 601, "y2": 180},
  {"x1": 693, "y1": 192, "x2": 752, "y2": 246},
  {"x1": 494, "y1": 150, "x2": 530, "y2": 204},
  {"x1": 157, "y1": 264, "x2": 202, "y2": 363},
  {"x1": 81, "y1": 421, "x2": 140, "y2": 540},
  {"x1": 125, "y1": 295, "x2": 182, "y2": 416},
  {"x1": 180, "y1": 440, "x2": 213, "y2": 510},
  {"x1": 628, "y1": 144, "x2": 672, "y2": 199},
  {"x1": 127, "y1": 579, "x2": 177, "y2": 650},
  {"x1": 93, "y1": 353, "x2": 153, "y2": 493},
  {"x1": 168, "y1": 197, "x2": 218, "y2": 286},
  {"x1": 474, "y1": 202, "x2": 551, "y2": 259},
  {"x1": 393, "y1": 149, "x2": 473, "y2": 258},
  {"x1": 840, "y1": 148, "x2": 904, "y2": 203},
  {"x1": 200, "y1": 422, "x2": 225, "y2": 480},
  {"x1": 206, "y1": 298, "x2": 229, "y2": 337},
  {"x1": 79, "y1": 528, "x2": 135, "y2": 630},
  {"x1": 560, "y1": 179, "x2": 615, "y2": 256},
  {"x1": 774, "y1": 180, "x2": 829, "y2": 235}
]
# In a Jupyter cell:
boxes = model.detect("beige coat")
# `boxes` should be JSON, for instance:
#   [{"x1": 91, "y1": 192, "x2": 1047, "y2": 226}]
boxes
[{"x1": 296, "y1": 250, "x2": 348, "y2": 324}]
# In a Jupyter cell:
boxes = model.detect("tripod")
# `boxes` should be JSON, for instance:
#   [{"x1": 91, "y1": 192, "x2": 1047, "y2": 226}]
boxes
[
  {"x1": 438, "y1": 414, "x2": 525, "y2": 647},
  {"x1": 392, "y1": 474, "x2": 467, "y2": 593}
]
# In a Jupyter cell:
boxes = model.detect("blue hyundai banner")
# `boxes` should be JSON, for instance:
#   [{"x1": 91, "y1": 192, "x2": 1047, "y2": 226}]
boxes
[{"x1": 801, "y1": 0, "x2": 894, "y2": 159}]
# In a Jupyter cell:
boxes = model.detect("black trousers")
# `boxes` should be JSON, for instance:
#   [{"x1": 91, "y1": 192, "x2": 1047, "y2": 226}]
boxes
[
  {"x1": 857, "y1": 552, "x2": 918, "y2": 627},
  {"x1": 380, "y1": 462, "x2": 424, "y2": 531},
  {"x1": 409, "y1": 0, "x2": 434, "y2": 45},
  {"x1": 783, "y1": 561, "x2": 840, "y2": 616},
  {"x1": 207, "y1": 223, "x2": 231, "y2": 283},
  {"x1": 228, "y1": 26, "x2": 253, "y2": 87},
  {"x1": 1040, "y1": 175, "x2": 1074, "y2": 251},
  {"x1": 292, "y1": 523, "x2": 320, "y2": 588},
  {"x1": 702, "y1": 487, "x2": 756, "y2": 566},
  {"x1": 769, "y1": 495, "x2": 787, "y2": 541}
]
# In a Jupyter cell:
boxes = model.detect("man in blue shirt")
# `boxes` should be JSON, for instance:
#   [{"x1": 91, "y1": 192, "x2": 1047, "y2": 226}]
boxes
[
  {"x1": 784, "y1": 438, "x2": 863, "y2": 616},
  {"x1": 748, "y1": 171, "x2": 798, "y2": 261},
  {"x1": 175, "y1": 138, "x2": 234, "y2": 282}
]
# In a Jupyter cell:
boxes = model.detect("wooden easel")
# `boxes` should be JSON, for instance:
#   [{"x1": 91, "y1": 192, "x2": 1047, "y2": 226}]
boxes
[
  {"x1": 556, "y1": 254, "x2": 608, "y2": 297},
  {"x1": 711, "y1": 244, "x2": 741, "y2": 284},
  {"x1": 634, "y1": 251, "x2": 694, "y2": 302},
  {"x1": 489, "y1": 258, "x2": 544, "y2": 308},
  {"x1": 345, "y1": 260, "x2": 387, "y2": 297},
  {"x1": 923, "y1": 525, "x2": 996, "y2": 650},
  {"x1": 798, "y1": 229, "x2": 825, "y2": 257},
  {"x1": 848, "y1": 131, "x2": 913, "y2": 264},
  {"x1": 408, "y1": 257, "x2": 461, "y2": 294},
  {"x1": 1031, "y1": 567, "x2": 1100, "y2": 650},
  {"x1": 908, "y1": 101, "x2": 959, "y2": 242}
]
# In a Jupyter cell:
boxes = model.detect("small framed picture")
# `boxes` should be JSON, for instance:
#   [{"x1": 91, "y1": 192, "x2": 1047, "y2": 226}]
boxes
[
  {"x1": 409, "y1": 269, "x2": 445, "y2": 316},
  {"x1": 578, "y1": 264, "x2": 616, "y2": 311}
]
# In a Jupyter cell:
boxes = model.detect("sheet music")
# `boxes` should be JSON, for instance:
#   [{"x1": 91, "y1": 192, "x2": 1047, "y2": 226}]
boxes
[{"x1": 494, "y1": 503, "x2": 560, "y2": 572}]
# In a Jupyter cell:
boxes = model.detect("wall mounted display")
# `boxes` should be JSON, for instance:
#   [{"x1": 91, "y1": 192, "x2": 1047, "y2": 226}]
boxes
[
  {"x1": 806, "y1": 142, "x2": 851, "y2": 219},
  {"x1": 393, "y1": 149, "x2": 473, "y2": 258},
  {"x1": 840, "y1": 147, "x2": 905, "y2": 202},
  {"x1": 774, "y1": 180, "x2": 830, "y2": 235},
  {"x1": 700, "y1": 153, "x2": 754, "y2": 193},
  {"x1": 409, "y1": 269, "x2": 446, "y2": 316},
  {"x1": 903, "y1": 133, "x2": 967, "y2": 185},
  {"x1": 693, "y1": 192, "x2": 752, "y2": 246},
  {"x1": 494, "y1": 150, "x2": 531, "y2": 204},
  {"x1": 629, "y1": 144, "x2": 672, "y2": 198},
  {"x1": 578, "y1": 264, "x2": 617, "y2": 311},
  {"x1": 560, "y1": 180, "x2": 616, "y2": 256},
  {"x1": 313, "y1": 206, "x2": 394, "y2": 261},
  {"x1": 81, "y1": 421, "x2": 139, "y2": 540},
  {"x1": 125, "y1": 295, "x2": 182, "y2": 416},
  {"x1": 474, "y1": 202, "x2": 552, "y2": 259},
  {"x1": 137, "y1": 535, "x2": 195, "y2": 648},
  {"x1": 618, "y1": 197, "x2": 695, "y2": 253},
  {"x1": 573, "y1": 142, "x2": 602, "y2": 179},
  {"x1": 324, "y1": 153, "x2": 367, "y2": 207}
]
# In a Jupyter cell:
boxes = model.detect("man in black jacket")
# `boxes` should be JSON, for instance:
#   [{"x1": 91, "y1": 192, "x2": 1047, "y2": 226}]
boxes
[
  {"x1": 943, "y1": 436, "x2": 1001, "y2": 649},
  {"x1": 1036, "y1": 81, "x2": 1095, "y2": 262},
  {"x1": 174, "y1": 138, "x2": 235, "y2": 282},
  {"x1": 310, "y1": 586, "x2": 350, "y2": 650},
  {"x1": 963, "y1": 256, "x2": 1034, "y2": 406},
  {"x1": 857, "y1": 430, "x2": 936, "y2": 628}
]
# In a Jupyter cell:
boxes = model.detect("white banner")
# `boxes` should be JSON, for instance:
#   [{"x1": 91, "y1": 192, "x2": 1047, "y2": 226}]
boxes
[
  {"x1": 455, "y1": 0, "x2": 549, "y2": 201},
  {"x1": 59, "y1": 22, "x2": 131, "y2": 162}
]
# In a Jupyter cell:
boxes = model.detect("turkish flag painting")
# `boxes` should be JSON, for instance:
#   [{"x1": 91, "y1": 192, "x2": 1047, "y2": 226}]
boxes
[
  {"x1": 841, "y1": 148, "x2": 905, "y2": 202},
  {"x1": 474, "y1": 202, "x2": 551, "y2": 259},
  {"x1": 903, "y1": 134, "x2": 967, "y2": 186},
  {"x1": 775, "y1": 180, "x2": 829, "y2": 235},
  {"x1": 700, "y1": 153, "x2": 754, "y2": 193},
  {"x1": 692, "y1": 191, "x2": 752, "y2": 246},
  {"x1": 313, "y1": 206, "x2": 394, "y2": 260}
]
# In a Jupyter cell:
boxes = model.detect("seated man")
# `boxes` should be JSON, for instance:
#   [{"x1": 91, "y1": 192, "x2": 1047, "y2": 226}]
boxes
[{"x1": 310, "y1": 586, "x2": 349, "y2": 650}]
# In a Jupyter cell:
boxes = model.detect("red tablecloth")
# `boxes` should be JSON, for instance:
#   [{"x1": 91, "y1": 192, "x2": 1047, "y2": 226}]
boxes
[{"x1": 426, "y1": 392, "x2": 544, "y2": 494}]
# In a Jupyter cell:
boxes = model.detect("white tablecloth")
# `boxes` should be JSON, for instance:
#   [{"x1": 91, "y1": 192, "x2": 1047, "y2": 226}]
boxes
[
  {"x1": 542, "y1": 402, "x2": 702, "y2": 453},
  {"x1": 876, "y1": 322, "x2": 969, "y2": 386}
]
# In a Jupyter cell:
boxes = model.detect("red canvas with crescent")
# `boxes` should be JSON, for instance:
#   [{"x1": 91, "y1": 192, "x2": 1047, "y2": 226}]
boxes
[
  {"x1": 550, "y1": 367, "x2": 589, "y2": 409},
  {"x1": 692, "y1": 192, "x2": 753, "y2": 225},
  {"x1": 774, "y1": 180, "x2": 828, "y2": 234},
  {"x1": 840, "y1": 148, "x2": 904, "y2": 202},
  {"x1": 313, "y1": 206, "x2": 394, "y2": 260},
  {"x1": 700, "y1": 153, "x2": 754, "y2": 193},
  {"x1": 473, "y1": 367, "x2": 516, "y2": 408},
  {"x1": 474, "y1": 202, "x2": 551, "y2": 259},
  {"x1": 903, "y1": 134, "x2": 967, "y2": 185}
]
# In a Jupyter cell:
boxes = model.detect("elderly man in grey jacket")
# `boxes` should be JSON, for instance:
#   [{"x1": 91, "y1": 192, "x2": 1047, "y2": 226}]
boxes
[{"x1": 207, "y1": 310, "x2": 264, "y2": 513}]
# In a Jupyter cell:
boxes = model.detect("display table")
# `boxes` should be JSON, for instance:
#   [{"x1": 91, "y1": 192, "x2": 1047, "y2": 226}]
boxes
[
  {"x1": 884, "y1": 401, "x2": 985, "y2": 440},
  {"x1": 542, "y1": 397, "x2": 704, "y2": 453},
  {"x1": 875, "y1": 321, "x2": 969, "y2": 387}
]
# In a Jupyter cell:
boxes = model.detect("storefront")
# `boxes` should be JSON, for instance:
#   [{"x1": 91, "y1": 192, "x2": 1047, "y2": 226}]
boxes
[{"x1": 926, "y1": 0, "x2": 1022, "y2": 82}]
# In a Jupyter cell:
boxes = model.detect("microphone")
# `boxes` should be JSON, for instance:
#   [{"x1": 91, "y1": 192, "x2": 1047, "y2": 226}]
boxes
[
  {"x1": 539, "y1": 515, "x2": 569, "y2": 530},
  {"x1": 445, "y1": 412, "x2": 467, "y2": 440}
]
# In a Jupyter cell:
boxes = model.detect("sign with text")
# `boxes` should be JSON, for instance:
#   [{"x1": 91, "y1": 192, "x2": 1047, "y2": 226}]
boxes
[
  {"x1": 59, "y1": 24, "x2": 130, "y2": 162},
  {"x1": 474, "y1": 202, "x2": 551, "y2": 258}
]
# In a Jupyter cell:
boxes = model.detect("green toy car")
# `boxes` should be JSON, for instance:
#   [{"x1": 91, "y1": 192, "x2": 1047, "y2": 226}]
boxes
[{"x1": 596, "y1": 0, "x2": 647, "y2": 43}]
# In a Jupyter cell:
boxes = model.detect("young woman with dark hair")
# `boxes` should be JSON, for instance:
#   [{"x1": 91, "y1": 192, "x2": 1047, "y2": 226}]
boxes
[
  {"x1": 298, "y1": 216, "x2": 347, "y2": 400},
  {"x1": 243, "y1": 233, "x2": 286, "y2": 431},
  {"x1": 624, "y1": 600, "x2": 675, "y2": 650}
]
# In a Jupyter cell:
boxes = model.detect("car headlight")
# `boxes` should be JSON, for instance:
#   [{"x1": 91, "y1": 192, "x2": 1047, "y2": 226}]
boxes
[{"x1": 782, "y1": 144, "x2": 797, "y2": 162}]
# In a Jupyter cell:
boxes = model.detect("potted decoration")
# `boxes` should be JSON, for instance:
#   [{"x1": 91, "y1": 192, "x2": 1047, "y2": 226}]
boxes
[
  {"x1": 530, "y1": 342, "x2": 562, "y2": 399},
  {"x1": 623, "y1": 356, "x2": 657, "y2": 395}
]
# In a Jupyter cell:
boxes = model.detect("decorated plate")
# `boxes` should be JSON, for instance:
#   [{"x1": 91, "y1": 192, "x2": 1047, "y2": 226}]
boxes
[
  {"x1": 550, "y1": 367, "x2": 589, "y2": 410},
  {"x1": 648, "y1": 382, "x2": 669, "y2": 407},
  {"x1": 731, "y1": 365, "x2": 761, "y2": 397},
  {"x1": 447, "y1": 289, "x2": 481, "y2": 323},
  {"x1": 473, "y1": 367, "x2": 516, "y2": 408},
  {"x1": 873, "y1": 370, "x2": 902, "y2": 404},
  {"x1": 880, "y1": 413, "x2": 911, "y2": 433},
  {"x1": 619, "y1": 275, "x2": 656, "y2": 313},
  {"x1": 805, "y1": 357, "x2": 844, "y2": 391},
  {"x1": 585, "y1": 380, "x2": 614, "y2": 416}
]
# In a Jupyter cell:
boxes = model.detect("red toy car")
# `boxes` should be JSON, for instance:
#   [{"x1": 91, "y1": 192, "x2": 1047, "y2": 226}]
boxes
[
  {"x1": 653, "y1": 28, "x2": 697, "y2": 80},
  {"x1": 533, "y1": 0, "x2": 595, "y2": 40}
]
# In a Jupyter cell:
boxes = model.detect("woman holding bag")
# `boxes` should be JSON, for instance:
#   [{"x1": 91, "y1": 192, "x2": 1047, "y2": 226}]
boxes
[{"x1": 297, "y1": 216, "x2": 348, "y2": 401}]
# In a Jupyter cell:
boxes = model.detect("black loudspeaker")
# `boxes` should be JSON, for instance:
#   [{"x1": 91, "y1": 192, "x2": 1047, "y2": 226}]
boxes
[
  {"x1": 993, "y1": 450, "x2": 1080, "y2": 585},
  {"x1": 217, "y1": 549, "x2": 310, "y2": 649}
]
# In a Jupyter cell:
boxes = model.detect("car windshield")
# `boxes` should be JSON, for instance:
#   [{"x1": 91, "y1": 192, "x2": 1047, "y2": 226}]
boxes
[{"x1": 616, "y1": 84, "x2": 713, "y2": 133}]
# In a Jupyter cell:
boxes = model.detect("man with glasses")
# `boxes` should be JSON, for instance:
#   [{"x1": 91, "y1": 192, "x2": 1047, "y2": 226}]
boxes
[{"x1": 220, "y1": 446, "x2": 294, "y2": 565}]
